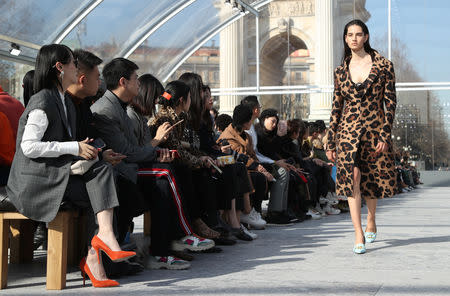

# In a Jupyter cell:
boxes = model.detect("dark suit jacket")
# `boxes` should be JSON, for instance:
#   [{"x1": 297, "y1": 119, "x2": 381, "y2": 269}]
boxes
[{"x1": 90, "y1": 90, "x2": 157, "y2": 183}]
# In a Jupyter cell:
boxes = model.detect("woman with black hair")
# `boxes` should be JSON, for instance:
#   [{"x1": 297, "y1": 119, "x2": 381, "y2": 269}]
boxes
[
  {"x1": 127, "y1": 73, "x2": 172, "y2": 148},
  {"x1": 148, "y1": 80, "x2": 232, "y2": 242},
  {"x1": 22, "y1": 69, "x2": 34, "y2": 107},
  {"x1": 326, "y1": 20, "x2": 397, "y2": 254},
  {"x1": 7, "y1": 44, "x2": 135, "y2": 287},
  {"x1": 199, "y1": 84, "x2": 266, "y2": 234}
]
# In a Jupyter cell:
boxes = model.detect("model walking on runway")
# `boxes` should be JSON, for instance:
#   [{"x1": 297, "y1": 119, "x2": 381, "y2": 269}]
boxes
[{"x1": 326, "y1": 20, "x2": 397, "y2": 254}]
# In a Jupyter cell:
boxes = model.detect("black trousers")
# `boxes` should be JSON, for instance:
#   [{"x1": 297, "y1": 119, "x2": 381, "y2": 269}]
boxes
[
  {"x1": 248, "y1": 171, "x2": 268, "y2": 213},
  {"x1": 287, "y1": 171, "x2": 309, "y2": 213},
  {"x1": 0, "y1": 166, "x2": 10, "y2": 186},
  {"x1": 117, "y1": 163, "x2": 193, "y2": 257}
]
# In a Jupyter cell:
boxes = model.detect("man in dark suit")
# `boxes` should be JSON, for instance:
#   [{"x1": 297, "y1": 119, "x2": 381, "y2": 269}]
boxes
[{"x1": 91, "y1": 58, "x2": 214, "y2": 269}]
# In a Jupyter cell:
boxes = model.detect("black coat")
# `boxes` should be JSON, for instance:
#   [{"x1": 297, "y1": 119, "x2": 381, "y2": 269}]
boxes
[{"x1": 255, "y1": 125, "x2": 282, "y2": 161}]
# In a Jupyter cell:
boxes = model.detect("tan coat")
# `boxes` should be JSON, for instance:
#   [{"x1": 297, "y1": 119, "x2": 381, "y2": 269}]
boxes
[
  {"x1": 327, "y1": 51, "x2": 397, "y2": 199},
  {"x1": 217, "y1": 124, "x2": 258, "y2": 169}
]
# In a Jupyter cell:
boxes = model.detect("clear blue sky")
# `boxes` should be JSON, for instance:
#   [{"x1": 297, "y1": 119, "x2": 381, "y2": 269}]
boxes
[{"x1": 367, "y1": 0, "x2": 450, "y2": 83}]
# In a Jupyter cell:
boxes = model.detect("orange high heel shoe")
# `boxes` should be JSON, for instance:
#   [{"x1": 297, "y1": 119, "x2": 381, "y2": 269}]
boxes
[
  {"x1": 79, "y1": 257, "x2": 119, "y2": 288},
  {"x1": 91, "y1": 235, "x2": 136, "y2": 264}
]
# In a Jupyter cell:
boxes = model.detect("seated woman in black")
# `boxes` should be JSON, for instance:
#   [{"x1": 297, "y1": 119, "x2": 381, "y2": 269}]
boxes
[{"x1": 199, "y1": 85, "x2": 266, "y2": 233}]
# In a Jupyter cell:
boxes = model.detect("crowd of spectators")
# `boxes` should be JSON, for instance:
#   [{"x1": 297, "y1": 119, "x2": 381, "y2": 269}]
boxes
[{"x1": 0, "y1": 45, "x2": 421, "y2": 288}]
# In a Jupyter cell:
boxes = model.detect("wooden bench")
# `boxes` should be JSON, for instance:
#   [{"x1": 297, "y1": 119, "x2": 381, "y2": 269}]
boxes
[
  {"x1": 0, "y1": 185, "x2": 151, "y2": 290},
  {"x1": 0, "y1": 210, "x2": 82, "y2": 290}
]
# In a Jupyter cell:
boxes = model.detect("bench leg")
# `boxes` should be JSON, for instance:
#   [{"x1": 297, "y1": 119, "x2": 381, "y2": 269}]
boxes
[
  {"x1": 10, "y1": 220, "x2": 34, "y2": 263},
  {"x1": 144, "y1": 211, "x2": 151, "y2": 236},
  {"x1": 46, "y1": 212, "x2": 69, "y2": 290},
  {"x1": 0, "y1": 215, "x2": 10, "y2": 289}
]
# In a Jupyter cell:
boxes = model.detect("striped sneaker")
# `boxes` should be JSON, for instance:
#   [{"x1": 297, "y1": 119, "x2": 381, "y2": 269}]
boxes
[{"x1": 171, "y1": 235, "x2": 215, "y2": 252}]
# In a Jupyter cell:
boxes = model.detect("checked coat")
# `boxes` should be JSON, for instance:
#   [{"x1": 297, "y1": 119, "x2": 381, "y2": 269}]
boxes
[{"x1": 326, "y1": 51, "x2": 397, "y2": 199}]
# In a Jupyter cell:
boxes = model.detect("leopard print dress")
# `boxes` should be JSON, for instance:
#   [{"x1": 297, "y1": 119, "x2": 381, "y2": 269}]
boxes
[{"x1": 327, "y1": 51, "x2": 397, "y2": 199}]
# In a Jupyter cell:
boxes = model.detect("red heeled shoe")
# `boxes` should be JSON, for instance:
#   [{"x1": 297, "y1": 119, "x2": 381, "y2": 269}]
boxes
[
  {"x1": 79, "y1": 257, "x2": 119, "y2": 288},
  {"x1": 91, "y1": 235, "x2": 136, "y2": 264}
]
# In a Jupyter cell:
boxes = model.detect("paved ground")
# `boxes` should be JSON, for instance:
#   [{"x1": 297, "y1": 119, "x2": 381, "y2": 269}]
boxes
[{"x1": 2, "y1": 186, "x2": 450, "y2": 295}]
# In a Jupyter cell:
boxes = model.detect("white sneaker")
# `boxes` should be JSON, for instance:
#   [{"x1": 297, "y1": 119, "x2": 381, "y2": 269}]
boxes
[
  {"x1": 315, "y1": 204, "x2": 327, "y2": 217},
  {"x1": 337, "y1": 195, "x2": 348, "y2": 201},
  {"x1": 326, "y1": 192, "x2": 339, "y2": 205},
  {"x1": 319, "y1": 196, "x2": 329, "y2": 205},
  {"x1": 171, "y1": 235, "x2": 215, "y2": 252},
  {"x1": 240, "y1": 208, "x2": 266, "y2": 230},
  {"x1": 306, "y1": 208, "x2": 322, "y2": 220},
  {"x1": 240, "y1": 224, "x2": 258, "y2": 239},
  {"x1": 323, "y1": 203, "x2": 341, "y2": 215},
  {"x1": 147, "y1": 255, "x2": 190, "y2": 270}
]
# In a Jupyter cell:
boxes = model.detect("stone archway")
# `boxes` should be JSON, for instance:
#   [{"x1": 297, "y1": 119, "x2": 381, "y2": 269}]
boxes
[{"x1": 260, "y1": 31, "x2": 309, "y2": 117}]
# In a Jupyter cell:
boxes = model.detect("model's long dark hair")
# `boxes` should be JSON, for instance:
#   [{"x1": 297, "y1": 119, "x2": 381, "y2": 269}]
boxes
[
  {"x1": 179, "y1": 72, "x2": 204, "y2": 131},
  {"x1": 341, "y1": 19, "x2": 376, "y2": 65}
]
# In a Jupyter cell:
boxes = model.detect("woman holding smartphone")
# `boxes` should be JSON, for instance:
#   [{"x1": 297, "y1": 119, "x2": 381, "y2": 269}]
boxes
[{"x1": 326, "y1": 20, "x2": 397, "y2": 254}]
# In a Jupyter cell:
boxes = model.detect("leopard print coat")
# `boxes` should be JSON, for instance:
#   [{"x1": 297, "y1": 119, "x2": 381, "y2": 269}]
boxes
[{"x1": 327, "y1": 51, "x2": 397, "y2": 199}]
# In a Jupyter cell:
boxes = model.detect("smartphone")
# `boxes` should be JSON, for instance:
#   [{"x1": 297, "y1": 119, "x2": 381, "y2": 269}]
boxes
[
  {"x1": 208, "y1": 158, "x2": 223, "y2": 174},
  {"x1": 90, "y1": 138, "x2": 106, "y2": 150},
  {"x1": 171, "y1": 119, "x2": 184, "y2": 128},
  {"x1": 156, "y1": 149, "x2": 180, "y2": 159}
]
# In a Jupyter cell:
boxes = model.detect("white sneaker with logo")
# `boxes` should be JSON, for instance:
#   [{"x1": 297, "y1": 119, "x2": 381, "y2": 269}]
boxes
[{"x1": 240, "y1": 208, "x2": 266, "y2": 230}]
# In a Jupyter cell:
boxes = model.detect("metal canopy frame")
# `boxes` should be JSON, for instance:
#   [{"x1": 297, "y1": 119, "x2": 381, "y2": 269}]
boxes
[
  {"x1": 162, "y1": 12, "x2": 243, "y2": 82},
  {"x1": 162, "y1": 0, "x2": 272, "y2": 82},
  {"x1": 0, "y1": 34, "x2": 41, "y2": 50},
  {"x1": 120, "y1": 0, "x2": 197, "y2": 58},
  {"x1": 0, "y1": 49, "x2": 35, "y2": 66},
  {"x1": 51, "y1": 0, "x2": 104, "y2": 44}
]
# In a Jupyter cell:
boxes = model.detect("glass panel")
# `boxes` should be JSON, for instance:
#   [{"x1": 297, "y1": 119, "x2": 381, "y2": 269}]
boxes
[
  {"x1": 392, "y1": 0, "x2": 450, "y2": 82},
  {"x1": 393, "y1": 90, "x2": 450, "y2": 170},
  {"x1": 0, "y1": 0, "x2": 92, "y2": 45},
  {"x1": 167, "y1": 34, "x2": 221, "y2": 88},
  {"x1": 0, "y1": 59, "x2": 33, "y2": 104},
  {"x1": 0, "y1": 40, "x2": 37, "y2": 59},
  {"x1": 130, "y1": 0, "x2": 235, "y2": 82},
  {"x1": 61, "y1": 0, "x2": 179, "y2": 61}
]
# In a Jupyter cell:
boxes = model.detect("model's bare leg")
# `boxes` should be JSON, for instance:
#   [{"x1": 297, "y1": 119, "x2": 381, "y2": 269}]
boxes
[
  {"x1": 347, "y1": 167, "x2": 365, "y2": 245},
  {"x1": 364, "y1": 198, "x2": 377, "y2": 233}
]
